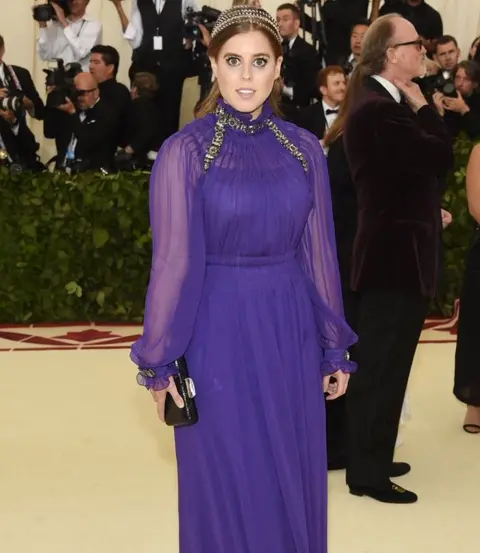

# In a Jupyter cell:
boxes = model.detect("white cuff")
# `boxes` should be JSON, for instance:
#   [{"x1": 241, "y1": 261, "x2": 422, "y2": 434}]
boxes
[{"x1": 124, "y1": 22, "x2": 136, "y2": 41}]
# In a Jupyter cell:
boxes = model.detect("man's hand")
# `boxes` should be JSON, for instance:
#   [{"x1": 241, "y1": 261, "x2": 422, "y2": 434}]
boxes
[
  {"x1": 0, "y1": 110, "x2": 17, "y2": 126},
  {"x1": 0, "y1": 88, "x2": 9, "y2": 100},
  {"x1": 57, "y1": 97, "x2": 76, "y2": 114},
  {"x1": 424, "y1": 57, "x2": 440, "y2": 77},
  {"x1": 443, "y1": 91, "x2": 470, "y2": 115},
  {"x1": 393, "y1": 79, "x2": 428, "y2": 112},
  {"x1": 197, "y1": 23, "x2": 212, "y2": 48},
  {"x1": 50, "y1": 1, "x2": 68, "y2": 27},
  {"x1": 22, "y1": 96, "x2": 34, "y2": 112},
  {"x1": 432, "y1": 91, "x2": 445, "y2": 116}
]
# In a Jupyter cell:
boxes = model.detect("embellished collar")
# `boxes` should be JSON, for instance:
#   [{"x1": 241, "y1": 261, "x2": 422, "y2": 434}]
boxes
[
  {"x1": 203, "y1": 99, "x2": 308, "y2": 173},
  {"x1": 215, "y1": 99, "x2": 273, "y2": 133}
]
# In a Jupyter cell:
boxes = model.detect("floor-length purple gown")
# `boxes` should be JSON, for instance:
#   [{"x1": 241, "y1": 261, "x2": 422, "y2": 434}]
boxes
[{"x1": 131, "y1": 99, "x2": 357, "y2": 553}]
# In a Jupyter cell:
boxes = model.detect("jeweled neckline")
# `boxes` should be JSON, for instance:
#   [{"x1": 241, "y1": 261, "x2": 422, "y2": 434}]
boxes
[{"x1": 216, "y1": 99, "x2": 273, "y2": 129}]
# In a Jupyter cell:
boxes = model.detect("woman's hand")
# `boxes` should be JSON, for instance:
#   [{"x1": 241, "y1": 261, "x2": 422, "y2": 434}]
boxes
[
  {"x1": 323, "y1": 370, "x2": 350, "y2": 400},
  {"x1": 150, "y1": 375, "x2": 185, "y2": 422}
]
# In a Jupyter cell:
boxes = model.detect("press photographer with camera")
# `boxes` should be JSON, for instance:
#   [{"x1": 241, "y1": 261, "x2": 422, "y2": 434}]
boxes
[
  {"x1": 109, "y1": 0, "x2": 200, "y2": 140},
  {"x1": 47, "y1": 71, "x2": 117, "y2": 171},
  {"x1": 432, "y1": 60, "x2": 480, "y2": 140},
  {"x1": 419, "y1": 36, "x2": 461, "y2": 99},
  {"x1": 35, "y1": 0, "x2": 102, "y2": 72},
  {"x1": 0, "y1": 35, "x2": 45, "y2": 172}
]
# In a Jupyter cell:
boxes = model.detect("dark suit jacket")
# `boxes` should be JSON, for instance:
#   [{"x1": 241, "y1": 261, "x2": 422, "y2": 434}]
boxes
[
  {"x1": 0, "y1": 117, "x2": 40, "y2": 170},
  {"x1": 293, "y1": 102, "x2": 327, "y2": 139},
  {"x1": 0, "y1": 64, "x2": 45, "y2": 120},
  {"x1": 128, "y1": 96, "x2": 164, "y2": 156},
  {"x1": 52, "y1": 99, "x2": 118, "y2": 170},
  {"x1": 343, "y1": 77, "x2": 453, "y2": 298},
  {"x1": 281, "y1": 36, "x2": 319, "y2": 108}
]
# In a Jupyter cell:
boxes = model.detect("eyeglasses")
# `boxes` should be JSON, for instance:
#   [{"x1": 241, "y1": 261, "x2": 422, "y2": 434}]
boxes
[{"x1": 391, "y1": 39, "x2": 425, "y2": 51}]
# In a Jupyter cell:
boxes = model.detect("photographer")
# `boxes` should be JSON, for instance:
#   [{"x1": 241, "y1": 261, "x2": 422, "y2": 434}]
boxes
[
  {"x1": 0, "y1": 35, "x2": 44, "y2": 171},
  {"x1": 433, "y1": 60, "x2": 480, "y2": 140},
  {"x1": 89, "y1": 45, "x2": 131, "y2": 147},
  {"x1": 36, "y1": 0, "x2": 102, "y2": 72},
  {"x1": 109, "y1": 0, "x2": 199, "y2": 140},
  {"x1": 52, "y1": 72, "x2": 117, "y2": 171},
  {"x1": 116, "y1": 72, "x2": 164, "y2": 170}
]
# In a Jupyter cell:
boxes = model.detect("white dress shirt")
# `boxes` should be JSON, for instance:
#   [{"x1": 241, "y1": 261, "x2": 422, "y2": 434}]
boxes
[
  {"x1": 372, "y1": 75, "x2": 401, "y2": 103},
  {"x1": 37, "y1": 15, "x2": 102, "y2": 72},
  {"x1": 322, "y1": 100, "x2": 339, "y2": 129},
  {"x1": 124, "y1": 0, "x2": 199, "y2": 51},
  {"x1": 0, "y1": 63, "x2": 6, "y2": 86}
]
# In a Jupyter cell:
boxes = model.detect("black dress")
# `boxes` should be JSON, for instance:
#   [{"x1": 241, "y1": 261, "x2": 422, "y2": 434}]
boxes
[{"x1": 454, "y1": 225, "x2": 480, "y2": 407}]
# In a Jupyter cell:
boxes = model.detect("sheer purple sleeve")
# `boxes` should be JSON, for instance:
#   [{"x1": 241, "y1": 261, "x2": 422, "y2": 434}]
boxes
[
  {"x1": 296, "y1": 131, "x2": 357, "y2": 375},
  {"x1": 130, "y1": 132, "x2": 205, "y2": 390}
]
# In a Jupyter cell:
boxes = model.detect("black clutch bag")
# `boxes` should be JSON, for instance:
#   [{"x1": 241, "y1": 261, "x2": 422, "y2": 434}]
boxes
[{"x1": 164, "y1": 356, "x2": 199, "y2": 427}]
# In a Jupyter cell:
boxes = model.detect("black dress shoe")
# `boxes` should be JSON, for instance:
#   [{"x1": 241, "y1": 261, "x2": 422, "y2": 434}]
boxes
[
  {"x1": 391, "y1": 462, "x2": 411, "y2": 477},
  {"x1": 349, "y1": 481, "x2": 418, "y2": 504}
]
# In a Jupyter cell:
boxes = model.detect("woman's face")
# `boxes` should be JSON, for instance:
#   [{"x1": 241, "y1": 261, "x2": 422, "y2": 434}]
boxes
[{"x1": 210, "y1": 30, "x2": 281, "y2": 120}]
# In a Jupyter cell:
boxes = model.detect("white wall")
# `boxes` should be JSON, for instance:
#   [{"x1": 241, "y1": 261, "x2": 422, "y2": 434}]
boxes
[{"x1": 3, "y1": 0, "x2": 480, "y2": 160}]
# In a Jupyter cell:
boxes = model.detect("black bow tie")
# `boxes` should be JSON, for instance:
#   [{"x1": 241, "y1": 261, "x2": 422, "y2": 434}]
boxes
[{"x1": 325, "y1": 109, "x2": 339, "y2": 115}]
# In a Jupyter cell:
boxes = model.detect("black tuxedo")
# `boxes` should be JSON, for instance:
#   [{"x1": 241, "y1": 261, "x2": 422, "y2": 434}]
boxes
[
  {"x1": 294, "y1": 102, "x2": 327, "y2": 139},
  {"x1": 127, "y1": 96, "x2": 165, "y2": 159},
  {"x1": 98, "y1": 79, "x2": 132, "y2": 148},
  {"x1": 0, "y1": 64, "x2": 45, "y2": 121},
  {"x1": 0, "y1": 64, "x2": 44, "y2": 169},
  {"x1": 343, "y1": 76, "x2": 453, "y2": 488},
  {"x1": 51, "y1": 99, "x2": 118, "y2": 171},
  {"x1": 281, "y1": 36, "x2": 319, "y2": 110},
  {"x1": 0, "y1": 117, "x2": 40, "y2": 170}
]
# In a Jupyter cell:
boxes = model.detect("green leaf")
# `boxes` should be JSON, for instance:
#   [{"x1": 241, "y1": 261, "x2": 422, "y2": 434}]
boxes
[
  {"x1": 65, "y1": 281, "x2": 78, "y2": 295},
  {"x1": 96, "y1": 290, "x2": 105, "y2": 307},
  {"x1": 93, "y1": 228, "x2": 110, "y2": 248}
]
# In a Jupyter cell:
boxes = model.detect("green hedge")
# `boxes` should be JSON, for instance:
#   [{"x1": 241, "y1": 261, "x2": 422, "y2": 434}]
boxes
[
  {"x1": 0, "y1": 137, "x2": 477, "y2": 323},
  {"x1": 0, "y1": 168, "x2": 151, "y2": 323}
]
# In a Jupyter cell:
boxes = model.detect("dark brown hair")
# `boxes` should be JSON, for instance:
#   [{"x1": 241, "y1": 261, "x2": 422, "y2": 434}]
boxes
[
  {"x1": 133, "y1": 72, "x2": 159, "y2": 98},
  {"x1": 324, "y1": 13, "x2": 398, "y2": 147},
  {"x1": 195, "y1": 23, "x2": 283, "y2": 118}
]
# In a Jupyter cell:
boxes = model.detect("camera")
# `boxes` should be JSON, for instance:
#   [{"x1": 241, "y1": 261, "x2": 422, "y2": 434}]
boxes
[
  {"x1": 435, "y1": 70, "x2": 457, "y2": 98},
  {"x1": 33, "y1": 0, "x2": 70, "y2": 22},
  {"x1": 183, "y1": 6, "x2": 221, "y2": 41},
  {"x1": 0, "y1": 89, "x2": 25, "y2": 118},
  {"x1": 44, "y1": 59, "x2": 82, "y2": 108}
]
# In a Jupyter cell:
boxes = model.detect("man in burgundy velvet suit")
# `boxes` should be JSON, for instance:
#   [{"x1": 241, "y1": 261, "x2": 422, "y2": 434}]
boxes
[{"x1": 343, "y1": 14, "x2": 453, "y2": 504}]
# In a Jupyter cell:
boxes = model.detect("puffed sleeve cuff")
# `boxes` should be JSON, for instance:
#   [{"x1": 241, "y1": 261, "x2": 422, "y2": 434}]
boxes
[
  {"x1": 320, "y1": 348, "x2": 357, "y2": 376},
  {"x1": 133, "y1": 361, "x2": 178, "y2": 391}
]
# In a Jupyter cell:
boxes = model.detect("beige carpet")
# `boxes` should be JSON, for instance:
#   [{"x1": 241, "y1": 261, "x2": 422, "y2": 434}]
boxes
[{"x1": 0, "y1": 320, "x2": 478, "y2": 553}]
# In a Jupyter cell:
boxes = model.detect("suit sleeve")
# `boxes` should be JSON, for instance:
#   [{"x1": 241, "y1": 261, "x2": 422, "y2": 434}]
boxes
[
  {"x1": 18, "y1": 68, "x2": 45, "y2": 121},
  {"x1": 374, "y1": 102, "x2": 453, "y2": 175}
]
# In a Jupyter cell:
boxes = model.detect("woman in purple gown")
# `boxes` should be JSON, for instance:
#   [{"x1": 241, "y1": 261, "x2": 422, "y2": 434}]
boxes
[{"x1": 130, "y1": 6, "x2": 357, "y2": 553}]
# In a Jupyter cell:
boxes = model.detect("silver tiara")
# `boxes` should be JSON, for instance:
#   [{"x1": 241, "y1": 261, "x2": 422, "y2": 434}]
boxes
[{"x1": 211, "y1": 6, "x2": 282, "y2": 45}]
